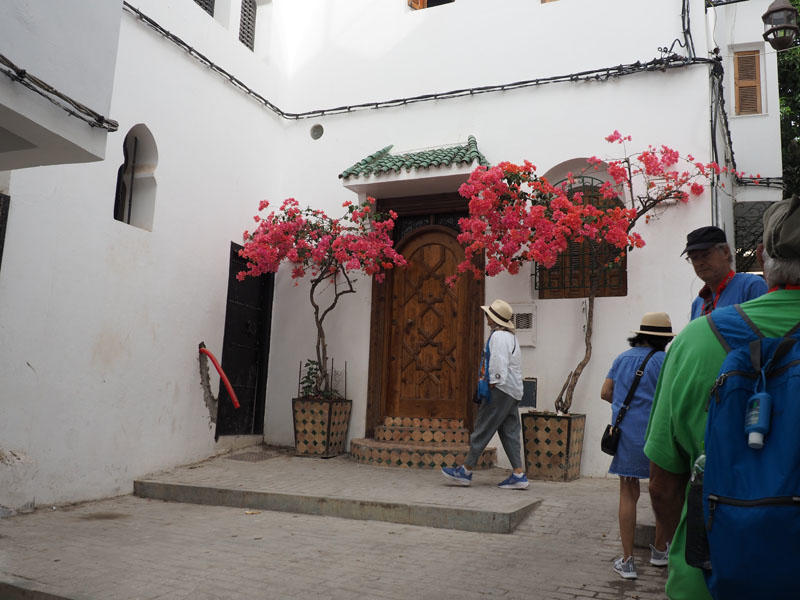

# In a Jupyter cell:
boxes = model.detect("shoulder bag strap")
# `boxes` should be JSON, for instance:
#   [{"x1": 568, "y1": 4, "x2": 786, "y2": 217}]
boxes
[
  {"x1": 613, "y1": 349, "x2": 658, "y2": 428},
  {"x1": 707, "y1": 304, "x2": 763, "y2": 354},
  {"x1": 481, "y1": 332, "x2": 494, "y2": 382}
]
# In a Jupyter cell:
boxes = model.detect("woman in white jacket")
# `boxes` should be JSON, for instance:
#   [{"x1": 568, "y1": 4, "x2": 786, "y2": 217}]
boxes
[{"x1": 441, "y1": 298, "x2": 528, "y2": 490}]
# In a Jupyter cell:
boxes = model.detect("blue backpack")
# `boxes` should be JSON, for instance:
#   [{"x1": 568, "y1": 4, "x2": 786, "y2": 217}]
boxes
[{"x1": 685, "y1": 305, "x2": 800, "y2": 599}]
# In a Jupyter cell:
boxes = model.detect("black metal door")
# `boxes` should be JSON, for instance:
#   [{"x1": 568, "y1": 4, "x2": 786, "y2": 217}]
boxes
[{"x1": 216, "y1": 242, "x2": 273, "y2": 437}]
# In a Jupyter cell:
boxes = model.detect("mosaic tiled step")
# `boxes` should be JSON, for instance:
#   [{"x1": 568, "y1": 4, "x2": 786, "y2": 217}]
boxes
[
  {"x1": 350, "y1": 438, "x2": 496, "y2": 469},
  {"x1": 375, "y1": 424, "x2": 470, "y2": 445},
  {"x1": 382, "y1": 416, "x2": 465, "y2": 429}
]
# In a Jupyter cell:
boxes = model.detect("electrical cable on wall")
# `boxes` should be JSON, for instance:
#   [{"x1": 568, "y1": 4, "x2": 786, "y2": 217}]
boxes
[
  {"x1": 122, "y1": 2, "x2": 779, "y2": 189},
  {"x1": 0, "y1": 54, "x2": 118, "y2": 131},
  {"x1": 122, "y1": 1, "x2": 718, "y2": 121}
]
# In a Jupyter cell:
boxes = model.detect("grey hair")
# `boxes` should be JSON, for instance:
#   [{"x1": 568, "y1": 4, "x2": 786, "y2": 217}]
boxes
[
  {"x1": 715, "y1": 242, "x2": 734, "y2": 266},
  {"x1": 763, "y1": 248, "x2": 800, "y2": 287}
]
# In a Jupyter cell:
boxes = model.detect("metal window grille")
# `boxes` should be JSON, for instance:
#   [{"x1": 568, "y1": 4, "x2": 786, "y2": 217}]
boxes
[
  {"x1": 535, "y1": 176, "x2": 627, "y2": 299},
  {"x1": 193, "y1": 0, "x2": 215, "y2": 16},
  {"x1": 239, "y1": 0, "x2": 257, "y2": 51},
  {"x1": 394, "y1": 212, "x2": 465, "y2": 243},
  {"x1": 735, "y1": 201, "x2": 773, "y2": 272},
  {"x1": 515, "y1": 312, "x2": 534, "y2": 330}
]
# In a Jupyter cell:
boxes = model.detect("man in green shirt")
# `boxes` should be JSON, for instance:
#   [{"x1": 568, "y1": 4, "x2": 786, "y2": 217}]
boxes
[{"x1": 644, "y1": 196, "x2": 800, "y2": 600}]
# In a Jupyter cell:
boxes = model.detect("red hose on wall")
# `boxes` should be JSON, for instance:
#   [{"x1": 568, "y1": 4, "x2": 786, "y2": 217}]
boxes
[{"x1": 199, "y1": 347, "x2": 240, "y2": 409}]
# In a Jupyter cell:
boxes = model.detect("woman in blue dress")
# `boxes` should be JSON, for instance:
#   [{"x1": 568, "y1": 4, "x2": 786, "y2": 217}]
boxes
[{"x1": 601, "y1": 312, "x2": 675, "y2": 580}]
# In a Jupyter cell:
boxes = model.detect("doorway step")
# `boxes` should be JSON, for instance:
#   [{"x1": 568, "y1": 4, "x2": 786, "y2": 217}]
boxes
[{"x1": 349, "y1": 416, "x2": 496, "y2": 469}]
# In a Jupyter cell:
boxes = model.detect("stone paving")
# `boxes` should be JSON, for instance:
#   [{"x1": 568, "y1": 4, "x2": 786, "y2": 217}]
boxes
[{"x1": 0, "y1": 448, "x2": 668, "y2": 599}]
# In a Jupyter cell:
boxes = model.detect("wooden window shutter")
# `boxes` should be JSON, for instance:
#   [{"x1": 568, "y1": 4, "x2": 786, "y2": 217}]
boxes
[
  {"x1": 239, "y1": 0, "x2": 257, "y2": 50},
  {"x1": 537, "y1": 183, "x2": 627, "y2": 300},
  {"x1": 409, "y1": 0, "x2": 427, "y2": 9},
  {"x1": 735, "y1": 50, "x2": 762, "y2": 115},
  {"x1": 193, "y1": 0, "x2": 215, "y2": 17}
]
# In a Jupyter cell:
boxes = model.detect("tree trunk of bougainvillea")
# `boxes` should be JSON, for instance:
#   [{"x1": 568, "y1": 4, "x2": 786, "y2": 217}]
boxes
[
  {"x1": 309, "y1": 267, "x2": 356, "y2": 396},
  {"x1": 555, "y1": 245, "x2": 601, "y2": 414},
  {"x1": 310, "y1": 274, "x2": 331, "y2": 394},
  {"x1": 315, "y1": 319, "x2": 328, "y2": 393},
  {"x1": 554, "y1": 293, "x2": 594, "y2": 414}
]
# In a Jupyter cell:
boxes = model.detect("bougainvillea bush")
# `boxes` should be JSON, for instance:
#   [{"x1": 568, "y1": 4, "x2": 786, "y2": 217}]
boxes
[
  {"x1": 453, "y1": 131, "x2": 746, "y2": 412},
  {"x1": 238, "y1": 197, "x2": 406, "y2": 396}
]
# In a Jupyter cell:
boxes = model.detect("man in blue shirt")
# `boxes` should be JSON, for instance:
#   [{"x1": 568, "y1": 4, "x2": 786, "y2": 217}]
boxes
[{"x1": 683, "y1": 226, "x2": 767, "y2": 320}]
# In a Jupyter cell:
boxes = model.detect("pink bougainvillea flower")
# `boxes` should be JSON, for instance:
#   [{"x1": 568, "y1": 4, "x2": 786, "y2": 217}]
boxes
[
  {"x1": 448, "y1": 132, "x2": 740, "y2": 287},
  {"x1": 237, "y1": 196, "x2": 407, "y2": 395}
]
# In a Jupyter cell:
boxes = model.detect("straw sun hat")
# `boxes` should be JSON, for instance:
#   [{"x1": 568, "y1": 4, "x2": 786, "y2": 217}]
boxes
[
  {"x1": 632, "y1": 312, "x2": 676, "y2": 337},
  {"x1": 481, "y1": 299, "x2": 515, "y2": 331}
]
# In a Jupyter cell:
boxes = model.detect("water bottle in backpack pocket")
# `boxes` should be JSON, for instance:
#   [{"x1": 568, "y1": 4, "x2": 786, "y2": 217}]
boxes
[{"x1": 686, "y1": 307, "x2": 800, "y2": 599}]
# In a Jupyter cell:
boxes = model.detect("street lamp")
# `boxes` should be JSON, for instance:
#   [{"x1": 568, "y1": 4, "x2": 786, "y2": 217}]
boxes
[{"x1": 762, "y1": 0, "x2": 799, "y2": 51}]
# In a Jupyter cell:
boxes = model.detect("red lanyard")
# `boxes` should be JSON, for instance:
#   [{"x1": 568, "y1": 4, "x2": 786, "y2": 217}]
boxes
[{"x1": 700, "y1": 270, "x2": 735, "y2": 315}]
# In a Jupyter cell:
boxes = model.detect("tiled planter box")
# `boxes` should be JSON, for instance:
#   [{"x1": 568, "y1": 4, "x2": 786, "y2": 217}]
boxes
[
  {"x1": 522, "y1": 411, "x2": 585, "y2": 481},
  {"x1": 292, "y1": 397, "x2": 352, "y2": 457}
]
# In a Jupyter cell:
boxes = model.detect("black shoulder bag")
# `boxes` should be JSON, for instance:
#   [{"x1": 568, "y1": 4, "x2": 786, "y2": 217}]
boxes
[{"x1": 601, "y1": 349, "x2": 658, "y2": 456}]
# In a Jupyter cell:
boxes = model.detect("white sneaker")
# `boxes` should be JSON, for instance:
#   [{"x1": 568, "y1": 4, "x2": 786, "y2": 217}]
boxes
[
  {"x1": 650, "y1": 543, "x2": 669, "y2": 567},
  {"x1": 613, "y1": 556, "x2": 638, "y2": 580}
]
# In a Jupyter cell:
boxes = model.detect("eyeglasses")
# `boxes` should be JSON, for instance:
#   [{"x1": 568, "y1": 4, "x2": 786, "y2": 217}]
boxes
[{"x1": 685, "y1": 248, "x2": 718, "y2": 264}]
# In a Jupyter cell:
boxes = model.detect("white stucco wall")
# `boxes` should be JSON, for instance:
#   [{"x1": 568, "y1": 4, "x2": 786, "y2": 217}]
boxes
[
  {"x1": 0, "y1": 1, "x2": 123, "y2": 168},
  {"x1": 0, "y1": 1, "x2": 288, "y2": 509},
  {"x1": 0, "y1": 0, "x2": 783, "y2": 509}
]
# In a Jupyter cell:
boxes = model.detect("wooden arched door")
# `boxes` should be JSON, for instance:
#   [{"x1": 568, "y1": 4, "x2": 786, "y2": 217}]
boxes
[{"x1": 382, "y1": 226, "x2": 479, "y2": 421}]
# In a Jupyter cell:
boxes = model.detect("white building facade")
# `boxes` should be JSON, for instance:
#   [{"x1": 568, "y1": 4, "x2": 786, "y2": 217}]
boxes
[{"x1": 0, "y1": 0, "x2": 784, "y2": 511}]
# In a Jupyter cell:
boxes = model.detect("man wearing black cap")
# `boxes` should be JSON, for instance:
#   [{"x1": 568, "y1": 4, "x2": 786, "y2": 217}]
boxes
[
  {"x1": 645, "y1": 196, "x2": 800, "y2": 600},
  {"x1": 682, "y1": 225, "x2": 767, "y2": 320}
]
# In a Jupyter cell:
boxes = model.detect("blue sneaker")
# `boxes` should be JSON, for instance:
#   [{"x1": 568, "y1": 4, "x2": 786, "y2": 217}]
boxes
[
  {"x1": 497, "y1": 473, "x2": 529, "y2": 489},
  {"x1": 441, "y1": 465, "x2": 472, "y2": 486}
]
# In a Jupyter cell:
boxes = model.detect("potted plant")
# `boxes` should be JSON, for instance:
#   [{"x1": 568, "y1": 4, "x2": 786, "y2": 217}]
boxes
[
  {"x1": 237, "y1": 197, "x2": 406, "y2": 456},
  {"x1": 452, "y1": 131, "x2": 732, "y2": 479}
]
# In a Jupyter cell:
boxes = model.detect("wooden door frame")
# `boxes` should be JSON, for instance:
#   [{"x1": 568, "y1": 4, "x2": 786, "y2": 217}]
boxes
[{"x1": 365, "y1": 193, "x2": 484, "y2": 437}]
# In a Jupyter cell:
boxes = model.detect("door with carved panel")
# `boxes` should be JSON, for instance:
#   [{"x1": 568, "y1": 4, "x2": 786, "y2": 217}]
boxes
[{"x1": 385, "y1": 227, "x2": 476, "y2": 420}]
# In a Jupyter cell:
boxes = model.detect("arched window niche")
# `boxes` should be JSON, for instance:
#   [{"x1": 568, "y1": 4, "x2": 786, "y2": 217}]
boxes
[
  {"x1": 536, "y1": 158, "x2": 627, "y2": 299},
  {"x1": 113, "y1": 124, "x2": 158, "y2": 231}
]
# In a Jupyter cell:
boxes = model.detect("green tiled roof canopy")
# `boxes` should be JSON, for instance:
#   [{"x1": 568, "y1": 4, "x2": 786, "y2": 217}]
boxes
[{"x1": 339, "y1": 135, "x2": 489, "y2": 179}]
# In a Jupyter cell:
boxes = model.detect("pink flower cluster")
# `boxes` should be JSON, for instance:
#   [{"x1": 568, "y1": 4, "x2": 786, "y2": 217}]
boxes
[
  {"x1": 451, "y1": 132, "x2": 747, "y2": 283},
  {"x1": 589, "y1": 138, "x2": 751, "y2": 205},
  {"x1": 237, "y1": 197, "x2": 406, "y2": 284},
  {"x1": 452, "y1": 160, "x2": 643, "y2": 283}
]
